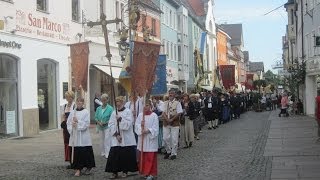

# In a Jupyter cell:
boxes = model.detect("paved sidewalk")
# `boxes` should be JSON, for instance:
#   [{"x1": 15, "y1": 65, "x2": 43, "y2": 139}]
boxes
[{"x1": 264, "y1": 110, "x2": 320, "y2": 179}]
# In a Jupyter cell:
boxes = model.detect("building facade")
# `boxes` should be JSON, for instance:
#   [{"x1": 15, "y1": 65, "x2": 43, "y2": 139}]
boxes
[
  {"x1": 284, "y1": 0, "x2": 320, "y2": 115},
  {"x1": 0, "y1": 0, "x2": 84, "y2": 137},
  {"x1": 160, "y1": 0, "x2": 180, "y2": 90}
]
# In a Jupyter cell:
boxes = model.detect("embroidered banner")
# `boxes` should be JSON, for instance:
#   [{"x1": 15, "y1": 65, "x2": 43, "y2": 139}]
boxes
[
  {"x1": 219, "y1": 65, "x2": 235, "y2": 90},
  {"x1": 132, "y1": 41, "x2": 161, "y2": 96},
  {"x1": 151, "y1": 55, "x2": 167, "y2": 95},
  {"x1": 246, "y1": 74, "x2": 254, "y2": 90},
  {"x1": 70, "y1": 42, "x2": 89, "y2": 91}
]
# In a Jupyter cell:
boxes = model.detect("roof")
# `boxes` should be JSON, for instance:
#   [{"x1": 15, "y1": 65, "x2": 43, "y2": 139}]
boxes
[
  {"x1": 180, "y1": 0, "x2": 206, "y2": 28},
  {"x1": 187, "y1": 0, "x2": 205, "y2": 16},
  {"x1": 249, "y1": 61, "x2": 264, "y2": 72},
  {"x1": 139, "y1": 0, "x2": 162, "y2": 13},
  {"x1": 219, "y1": 24, "x2": 243, "y2": 46}
]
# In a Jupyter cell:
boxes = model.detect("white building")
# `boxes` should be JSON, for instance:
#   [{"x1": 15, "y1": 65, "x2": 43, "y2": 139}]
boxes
[
  {"x1": 284, "y1": 0, "x2": 320, "y2": 115},
  {"x1": 204, "y1": 0, "x2": 217, "y2": 88},
  {"x1": 0, "y1": 0, "x2": 129, "y2": 138},
  {"x1": 0, "y1": 0, "x2": 85, "y2": 137}
]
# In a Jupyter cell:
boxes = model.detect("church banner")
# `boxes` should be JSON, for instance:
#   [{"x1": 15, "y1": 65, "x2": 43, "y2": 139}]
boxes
[
  {"x1": 151, "y1": 55, "x2": 167, "y2": 95},
  {"x1": 219, "y1": 65, "x2": 235, "y2": 90},
  {"x1": 132, "y1": 41, "x2": 161, "y2": 96},
  {"x1": 246, "y1": 74, "x2": 254, "y2": 90},
  {"x1": 119, "y1": 42, "x2": 133, "y2": 93},
  {"x1": 70, "y1": 42, "x2": 89, "y2": 91}
]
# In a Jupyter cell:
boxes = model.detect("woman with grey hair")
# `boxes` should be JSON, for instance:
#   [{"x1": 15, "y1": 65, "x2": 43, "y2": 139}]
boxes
[{"x1": 95, "y1": 93, "x2": 114, "y2": 158}]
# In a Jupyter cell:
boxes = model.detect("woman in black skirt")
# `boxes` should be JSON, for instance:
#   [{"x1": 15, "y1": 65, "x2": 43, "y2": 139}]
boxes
[
  {"x1": 105, "y1": 96, "x2": 138, "y2": 179},
  {"x1": 67, "y1": 97, "x2": 95, "y2": 177}
]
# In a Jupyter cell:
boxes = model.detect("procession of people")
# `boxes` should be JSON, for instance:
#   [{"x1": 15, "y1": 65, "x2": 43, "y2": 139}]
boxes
[{"x1": 60, "y1": 88, "x2": 288, "y2": 179}]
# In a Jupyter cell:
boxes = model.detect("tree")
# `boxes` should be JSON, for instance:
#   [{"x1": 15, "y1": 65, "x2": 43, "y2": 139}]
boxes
[{"x1": 253, "y1": 79, "x2": 267, "y2": 91}]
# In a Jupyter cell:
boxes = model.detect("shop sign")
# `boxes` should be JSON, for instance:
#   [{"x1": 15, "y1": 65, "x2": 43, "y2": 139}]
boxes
[
  {"x1": 15, "y1": 10, "x2": 71, "y2": 43},
  {"x1": 0, "y1": 39, "x2": 22, "y2": 49}
]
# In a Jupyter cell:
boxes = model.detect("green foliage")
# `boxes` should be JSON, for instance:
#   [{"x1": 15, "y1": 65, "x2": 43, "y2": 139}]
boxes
[
  {"x1": 284, "y1": 61, "x2": 306, "y2": 95},
  {"x1": 253, "y1": 79, "x2": 267, "y2": 90}
]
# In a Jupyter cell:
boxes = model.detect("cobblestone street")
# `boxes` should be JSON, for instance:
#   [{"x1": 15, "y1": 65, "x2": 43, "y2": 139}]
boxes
[{"x1": 1, "y1": 111, "x2": 273, "y2": 180}]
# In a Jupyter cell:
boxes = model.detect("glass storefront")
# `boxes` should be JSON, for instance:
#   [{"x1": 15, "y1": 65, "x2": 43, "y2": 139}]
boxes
[
  {"x1": 0, "y1": 54, "x2": 19, "y2": 137},
  {"x1": 37, "y1": 59, "x2": 57, "y2": 130}
]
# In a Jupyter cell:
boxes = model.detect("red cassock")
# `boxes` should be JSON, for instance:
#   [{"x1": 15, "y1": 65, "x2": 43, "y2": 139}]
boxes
[{"x1": 139, "y1": 152, "x2": 157, "y2": 176}]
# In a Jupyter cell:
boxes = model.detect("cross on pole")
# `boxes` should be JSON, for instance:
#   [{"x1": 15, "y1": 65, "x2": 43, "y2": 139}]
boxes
[
  {"x1": 87, "y1": 0, "x2": 122, "y2": 61},
  {"x1": 86, "y1": 0, "x2": 122, "y2": 110}
]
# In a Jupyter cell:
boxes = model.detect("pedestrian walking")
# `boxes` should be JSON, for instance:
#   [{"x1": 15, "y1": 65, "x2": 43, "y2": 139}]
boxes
[
  {"x1": 204, "y1": 91, "x2": 218, "y2": 129},
  {"x1": 60, "y1": 91, "x2": 75, "y2": 169},
  {"x1": 190, "y1": 94, "x2": 201, "y2": 140},
  {"x1": 67, "y1": 97, "x2": 96, "y2": 177},
  {"x1": 94, "y1": 93, "x2": 113, "y2": 158},
  {"x1": 105, "y1": 96, "x2": 138, "y2": 179},
  {"x1": 182, "y1": 93, "x2": 195, "y2": 148},
  {"x1": 135, "y1": 100, "x2": 159, "y2": 180},
  {"x1": 93, "y1": 92, "x2": 102, "y2": 112},
  {"x1": 279, "y1": 93, "x2": 289, "y2": 117},
  {"x1": 152, "y1": 96, "x2": 164, "y2": 153},
  {"x1": 161, "y1": 89, "x2": 183, "y2": 160},
  {"x1": 220, "y1": 94, "x2": 231, "y2": 124}
]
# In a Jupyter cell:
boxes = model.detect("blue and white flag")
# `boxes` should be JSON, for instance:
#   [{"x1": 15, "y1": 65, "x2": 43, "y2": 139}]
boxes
[{"x1": 151, "y1": 55, "x2": 167, "y2": 95}]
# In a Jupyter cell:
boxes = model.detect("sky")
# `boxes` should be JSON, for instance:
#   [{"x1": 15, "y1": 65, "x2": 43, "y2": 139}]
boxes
[{"x1": 214, "y1": 0, "x2": 288, "y2": 72}]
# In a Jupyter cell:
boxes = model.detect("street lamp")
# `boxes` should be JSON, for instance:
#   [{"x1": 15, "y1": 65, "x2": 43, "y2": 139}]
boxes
[{"x1": 117, "y1": 27, "x2": 130, "y2": 62}]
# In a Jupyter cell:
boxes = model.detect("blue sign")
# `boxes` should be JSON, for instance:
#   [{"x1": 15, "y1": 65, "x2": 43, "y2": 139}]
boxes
[{"x1": 151, "y1": 55, "x2": 167, "y2": 95}]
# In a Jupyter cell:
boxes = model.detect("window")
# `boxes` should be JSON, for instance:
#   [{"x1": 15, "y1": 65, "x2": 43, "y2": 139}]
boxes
[
  {"x1": 37, "y1": 0, "x2": 48, "y2": 12},
  {"x1": 165, "y1": 7, "x2": 168, "y2": 25},
  {"x1": 177, "y1": 15, "x2": 181, "y2": 31},
  {"x1": 171, "y1": 43, "x2": 173, "y2": 60},
  {"x1": 174, "y1": 44, "x2": 177, "y2": 61},
  {"x1": 169, "y1": 10, "x2": 172, "y2": 27},
  {"x1": 173, "y1": 12, "x2": 176, "y2": 29},
  {"x1": 72, "y1": 0, "x2": 80, "y2": 22},
  {"x1": 178, "y1": 45, "x2": 181, "y2": 61},
  {"x1": 151, "y1": 18, "x2": 156, "y2": 36},
  {"x1": 166, "y1": 41, "x2": 170, "y2": 57}
]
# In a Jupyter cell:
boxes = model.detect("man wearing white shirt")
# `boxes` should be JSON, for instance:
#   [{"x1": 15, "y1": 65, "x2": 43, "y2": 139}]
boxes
[{"x1": 161, "y1": 90, "x2": 183, "y2": 160}]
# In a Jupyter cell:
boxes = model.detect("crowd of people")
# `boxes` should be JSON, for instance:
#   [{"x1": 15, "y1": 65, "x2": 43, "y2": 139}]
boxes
[{"x1": 59, "y1": 89, "x2": 299, "y2": 179}]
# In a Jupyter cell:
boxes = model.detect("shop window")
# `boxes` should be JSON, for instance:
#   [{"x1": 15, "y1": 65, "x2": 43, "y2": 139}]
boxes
[
  {"x1": 0, "y1": 54, "x2": 18, "y2": 137},
  {"x1": 37, "y1": 0, "x2": 48, "y2": 12},
  {"x1": 72, "y1": 0, "x2": 80, "y2": 22}
]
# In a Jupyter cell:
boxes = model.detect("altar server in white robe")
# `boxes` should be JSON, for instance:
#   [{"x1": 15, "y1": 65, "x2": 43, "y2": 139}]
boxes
[
  {"x1": 105, "y1": 96, "x2": 138, "y2": 179},
  {"x1": 67, "y1": 97, "x2": 95, "y2": 177},
  {"x1": 135, "y1": 100, "x2": 159, "y2": 179}
]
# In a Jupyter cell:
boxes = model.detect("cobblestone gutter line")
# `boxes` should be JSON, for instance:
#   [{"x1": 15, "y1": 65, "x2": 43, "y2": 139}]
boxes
[{"x1": 241, "y1": 114, "x2": 272, "y2": 180}]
